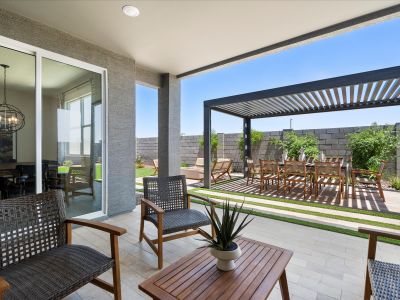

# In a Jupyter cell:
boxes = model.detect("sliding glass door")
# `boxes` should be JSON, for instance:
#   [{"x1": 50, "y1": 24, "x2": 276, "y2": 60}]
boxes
[
  {"x1": 0, "y1": 36, "x2": 107, "y2": 219},
  {"x1": 42, "y1": 58, "x2": 103, "y2": 218}
]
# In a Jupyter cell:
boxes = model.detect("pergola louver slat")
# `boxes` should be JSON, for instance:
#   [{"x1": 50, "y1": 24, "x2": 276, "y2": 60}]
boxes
[
  {"x1": 333, "y1": 88, "x2": 341, "y2": 106},
  {"x1": 376, "y1": 79, "x2": 394, "y2": 102},
  {"x1": 350, "y1": 85, "x2": 355, "y2": 106},
  {"x1": 356, "y1": 83, "x2": 364, "y2": 105},
  {"x1": 386, "y1": 79, "x2": 400, "y2": 99},
  {"x1": 363, "y1": 82, "x2": 374, "y2": 103},
  {"x1": 341, "y1": 86, "x2": 347, "y2": 106},
  {"x1": 370, "y1": 80, "x2": 384, "y2": 102}
]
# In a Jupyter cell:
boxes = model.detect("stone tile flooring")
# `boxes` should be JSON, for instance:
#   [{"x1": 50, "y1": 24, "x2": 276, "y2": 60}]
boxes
[{"x1": 66, "y1": 203, "x2": 399, "y2": 300}]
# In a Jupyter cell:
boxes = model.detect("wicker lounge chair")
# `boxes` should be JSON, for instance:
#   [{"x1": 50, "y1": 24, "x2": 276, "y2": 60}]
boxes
[
  {"x1": 140, "y1": 175, "x2": 216, "y2": 269},
  {"x1": 358, "y1": 227, "x2": 400, "y2": 300},
  {"x1": 352, "y1": 160, "x2": 386, "y2": 201},
  {"x1": 0, "y1": 190, "x2": 126, "y2": 300}
]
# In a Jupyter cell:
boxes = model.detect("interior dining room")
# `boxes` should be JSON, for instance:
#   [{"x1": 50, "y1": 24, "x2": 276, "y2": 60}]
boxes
[{"x1": 0, "y1": 45, "x2": 103, "y2": 218}]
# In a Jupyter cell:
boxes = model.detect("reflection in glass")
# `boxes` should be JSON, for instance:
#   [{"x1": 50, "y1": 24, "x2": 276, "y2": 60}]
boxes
[
  {"x1": 42, "y1": 58, "x2": 102, "y2": 218},
  {"x1": 0, "y1": 46, "x2": 36, "y2": 199}
]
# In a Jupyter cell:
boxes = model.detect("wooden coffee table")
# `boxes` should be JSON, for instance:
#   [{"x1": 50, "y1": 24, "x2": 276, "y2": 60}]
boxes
[{"x1": 139, "y1": 237, "x2": 293, "y2": 299}]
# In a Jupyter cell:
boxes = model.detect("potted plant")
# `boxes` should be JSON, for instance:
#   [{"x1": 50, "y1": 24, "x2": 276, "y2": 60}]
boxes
[{"x1": 201, "y1": 199, "x2": 253, "y2": 271}]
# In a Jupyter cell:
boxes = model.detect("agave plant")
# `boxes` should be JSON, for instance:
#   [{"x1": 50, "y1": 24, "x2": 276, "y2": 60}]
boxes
[{"x1": 201, "y1": 199, "x2": 253, "y2": 251}]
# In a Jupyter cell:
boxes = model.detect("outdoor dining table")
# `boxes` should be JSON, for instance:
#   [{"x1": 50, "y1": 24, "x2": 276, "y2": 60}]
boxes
[{"x1": 275, "y1": 161, "x2": 350, "y2": 198}]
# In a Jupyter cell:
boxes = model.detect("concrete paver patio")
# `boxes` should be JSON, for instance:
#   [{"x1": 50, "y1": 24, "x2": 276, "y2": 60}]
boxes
[{"x1": 66, "y1": 203, "x2": 399, "y2": 300}]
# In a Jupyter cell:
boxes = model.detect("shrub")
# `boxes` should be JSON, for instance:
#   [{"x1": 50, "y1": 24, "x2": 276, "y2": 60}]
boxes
[
  {"x1": 347, "y1": 123, "x2": 400, "y2": 171},
  {"x1": 390, "y1": 177, "x2": 400, "y2": 191},
  {"x1": 181, "y1": 162, "x2": 189, "y2": 167},
  {"x1": 135, "y1": 155, "x2": 144, "y2": 168},
  {"x1": 199, "y1": 130, "x2": 219, "y2": 160},
  {"x1": 269, "y1": 131, "x2": 319, "y2": 159},
  {"x1": 238, "y1": 129, "x2": 264, "y2": 159}
]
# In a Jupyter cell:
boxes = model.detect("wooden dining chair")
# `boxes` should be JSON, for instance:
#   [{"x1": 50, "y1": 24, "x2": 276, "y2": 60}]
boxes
[
  {"x1": 246, "y1": 158, "x2": 260, "y2": 185},
  {"x1": 259, "y1": 160, "x2": 280, "y2": 193},
  {"x1": 352, "y1": 160, "x2": 386, "y2": 201},
  {"x1": 314, "y1": 161, "x2": 345, "y2": 201},
  {"x1": 152, "y1": 159, "x2": 159, "y2": 175},
  {"x1": 283, "y1": 160, "x2": 311, "y2": 199}
]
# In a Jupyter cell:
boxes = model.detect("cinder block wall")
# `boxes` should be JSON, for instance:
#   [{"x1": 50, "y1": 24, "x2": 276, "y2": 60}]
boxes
[{"x1": 137, "y1": 125, "x2": 399, "y2": 176}]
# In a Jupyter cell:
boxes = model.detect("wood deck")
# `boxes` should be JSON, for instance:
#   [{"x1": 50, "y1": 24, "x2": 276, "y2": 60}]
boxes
[{"x1": 212, "y1": 178, "x2": 400, "y2": 214}]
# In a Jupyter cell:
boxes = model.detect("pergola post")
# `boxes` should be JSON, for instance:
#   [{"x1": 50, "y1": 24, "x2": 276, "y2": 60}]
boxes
[
  {"x1": 204, "y1": 105, "x2": 212, "y2": 188},
  {"x1": 243, "y1": 118, "x2": 251, "y2": 177}
]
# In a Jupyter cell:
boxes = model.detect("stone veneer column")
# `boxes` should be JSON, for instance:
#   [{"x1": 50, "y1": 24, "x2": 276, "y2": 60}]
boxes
[{"x1": 158, "y1": 74, "x2": 181, "y2": 176}]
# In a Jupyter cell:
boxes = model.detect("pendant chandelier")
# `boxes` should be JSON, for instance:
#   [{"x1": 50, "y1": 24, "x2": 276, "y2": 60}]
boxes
[{"x1": 0, "y1": 64, "x2": 25, "y2": 134}]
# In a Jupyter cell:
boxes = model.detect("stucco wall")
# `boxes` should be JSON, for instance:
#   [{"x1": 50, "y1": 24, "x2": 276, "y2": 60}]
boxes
[
  {"x1": 0, "y1": 8, "x2": 136, "y2": 215},
  {"x1": 137, "y1": 124, "x2": 399, "y2": 176}
]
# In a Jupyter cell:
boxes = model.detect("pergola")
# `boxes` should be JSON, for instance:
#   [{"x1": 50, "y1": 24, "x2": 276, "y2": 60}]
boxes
[{"x1": 203, "y1": 66, "x2": 400, "y2": 188}]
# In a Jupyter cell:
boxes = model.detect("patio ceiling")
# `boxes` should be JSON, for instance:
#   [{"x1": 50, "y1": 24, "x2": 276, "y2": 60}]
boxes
[
  {"x1": 205, "y1": 66, "x2": 400, "y2": 119},
  {"x1": 0, "y1": 1, "x2": 399, "y2": 76}
]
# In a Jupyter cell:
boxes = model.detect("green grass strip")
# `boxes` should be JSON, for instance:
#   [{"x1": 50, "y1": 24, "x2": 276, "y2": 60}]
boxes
[
  {"x1": 190, "y1": 199, "x2": 400, "y2": 247},
  {"x1": 191, "y1": 187, "x2": 400, "y2": 220},
  {"x1": 189, "y1": 191, "x2": 400, "y2": 231}
]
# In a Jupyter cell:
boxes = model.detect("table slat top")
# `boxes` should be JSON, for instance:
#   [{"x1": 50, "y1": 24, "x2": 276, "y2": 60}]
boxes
[{"x1": 139, "y1": 237, "x2": 293, "y2": 300}]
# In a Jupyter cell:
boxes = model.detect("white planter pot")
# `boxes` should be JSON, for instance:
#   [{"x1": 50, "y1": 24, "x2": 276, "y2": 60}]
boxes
[{"x1": 210, "y1": 243, "x2": 242, "y2": 271}]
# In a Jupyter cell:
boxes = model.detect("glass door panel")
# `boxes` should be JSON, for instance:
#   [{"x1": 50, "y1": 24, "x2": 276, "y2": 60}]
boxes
[
  {"x1": 0, "y1": 46, "x2": 36, "y2": 199},
  {"x1": 42, "y1": 57, "x2": 103, "y2": 218}
]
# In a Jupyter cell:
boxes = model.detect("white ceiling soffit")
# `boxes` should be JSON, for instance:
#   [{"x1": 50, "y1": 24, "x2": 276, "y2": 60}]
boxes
[{"x1": 0, "y1": 0, "x2": 399, "y2": 77}]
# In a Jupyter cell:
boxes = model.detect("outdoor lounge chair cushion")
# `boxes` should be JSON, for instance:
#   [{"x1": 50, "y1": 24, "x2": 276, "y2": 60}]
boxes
[
  {"x1": 368, "y1": 259, "x2": 400, "y2": 300},
  {"x1": 0, "y1": 244, "x2": 114, "y2": 300},
  {"x1": 145, "y1": 209, "x2": 211, "y2": 234}
]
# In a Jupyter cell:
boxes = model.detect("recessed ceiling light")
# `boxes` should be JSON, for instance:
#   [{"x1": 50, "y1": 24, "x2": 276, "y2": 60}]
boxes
[{"x1": 122, "y1": 5, "x2": 140, "y2": 17}]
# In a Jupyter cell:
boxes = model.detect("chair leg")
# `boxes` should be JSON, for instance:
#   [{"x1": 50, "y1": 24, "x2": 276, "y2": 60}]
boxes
[
  {"x1": 283, "y1": 179, "x2": 287, "y2": 196},
  {"x1": 157, "y1": 214, "x2": 164, "y2": 269},
  {"x1": 110, "y1": 235, "x2": 122, "y2": 300},
  {"x1": 352, "y1": 181, "x2": 356, "y2": 200},
  {"x1": 364, "y1": 265, "x2": 372, "y2": 300},
  {"x1": 377, "y1": 181, "x2": 385, "y2": 202},
  {"x1": 139, "y1": 206, "x2": 144, "y2": 242}
]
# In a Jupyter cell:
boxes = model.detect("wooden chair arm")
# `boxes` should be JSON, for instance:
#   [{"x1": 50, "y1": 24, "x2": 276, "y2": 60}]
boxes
[
  {"x1": 141, "y1": 198, "x2": 164, "y2": 214},
  {"x1": 66, "y1": 218, "x2": 127, "y2": 236},
  {"x1": 352, "y1": 169, "x2": 376, "y2": 176},
  {"x1": 0, "y1": 277, "x2": 10, "y2": 299},
  {"x1": 359, "y1": 227, "x2": 400, "y2": 240},
  {"x1": 187, "y1": 193, "x2": 218, "y2": 206}
]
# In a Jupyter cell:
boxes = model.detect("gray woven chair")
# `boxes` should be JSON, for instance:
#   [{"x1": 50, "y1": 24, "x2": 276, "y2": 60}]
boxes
[
  {"x1": 0, "y1": 190, "x2": 126, "y2": 300},
  {"x1": 359, "y1": 227, "x2": 400, "y2": 300},
  {"x1": 139, "y1": 175, "x2": 217, "y2": 269}
]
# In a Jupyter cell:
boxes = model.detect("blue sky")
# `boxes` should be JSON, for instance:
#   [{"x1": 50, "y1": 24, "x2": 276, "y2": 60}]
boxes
[{"x1": 136, "y1": 17, "x2": 400, "y2": 138}]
